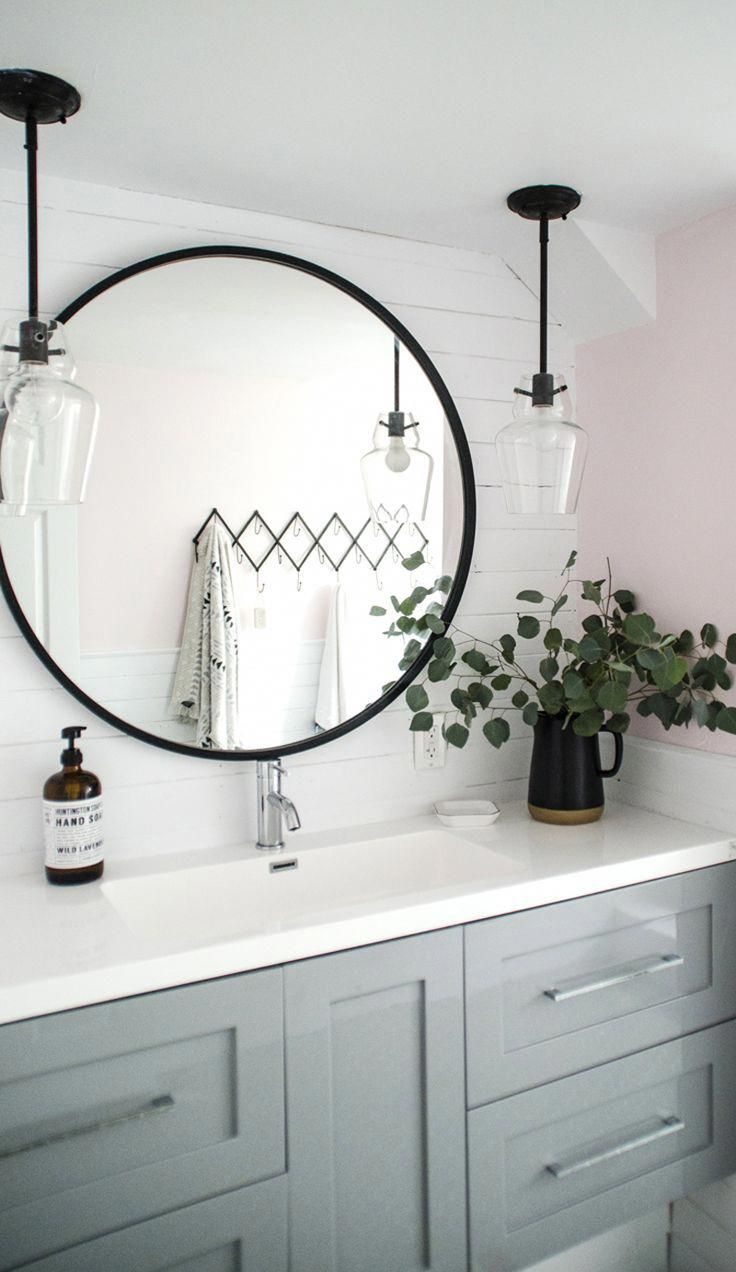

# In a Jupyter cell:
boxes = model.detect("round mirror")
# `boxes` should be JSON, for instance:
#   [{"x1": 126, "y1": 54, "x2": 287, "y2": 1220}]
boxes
[{"x1": 0, "y1": 248, "x2": 475, "y2": 758}]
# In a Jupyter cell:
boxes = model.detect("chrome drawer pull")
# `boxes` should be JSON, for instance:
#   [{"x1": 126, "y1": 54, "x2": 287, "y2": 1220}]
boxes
[
  {"x1": 0, "y1": 1094, "x2": 175, "y2": 1161},
  {"x1": 544, "y1": 953, "x2": 684, "y2": 1003},
  {"x1": 546, "y1": 1114, "x2": 685, "y2": 1180}
]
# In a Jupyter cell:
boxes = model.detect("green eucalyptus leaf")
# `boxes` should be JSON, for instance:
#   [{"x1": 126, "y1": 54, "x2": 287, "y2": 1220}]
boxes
[
  {"x1": 516, "y1": 589, "x2": 544, "y2": 603},
  {"x1": 572, "y1": 709, "x2": 605, "y2": 737},
  {"x1": 425, "y1": 614, "x2": 445, "y2": 635},
  {"x1": 483, "y1": 717, "x2": 511, "y2": 749},
  {"x1": 563, "y1": 550, "x2": 578, "y2": 571},
  {"x1": 652, "y1": 654, "x2": 689, "y2": 691},
  {"x1": 517, "y1": 615, "x2": 541, "y2": 640},
  {"x1": 369, "y1": 605, "x2": 387, "y2": 616},
  {"x1": 434, "y1": 574, "x2": 452, "y2": 593},
  {"x1": 522, "y1": 701, "x2": 540, "y2": 727},
  {"x1": 512, "y1": 689, "x2": 529, "y2": 709},
  {"x1": 636, "y1": 647, "x2": 665, "y2": 671},
  {"x1": 499, "y1": 633, "x2": 516, "y2": 655},
  {"x1": 390, "y1": 595, "x2": 401, "y2": 612},
  {"x1": 623, "y1": 612, "x2": 656, "y2": 646},
  {"x1": 577, "y1": 634, "x2": 604, "y2": 663},
  {"x1": 491, "y1": 673, "x2": 512, "y2": 691},
  {"x1": 717, "y1": 705, "x2": 736, "y2": 734},
  {"x1": 562, "y1": 670, "x2": 586, "y2": 699},
  {"x1": 606, "y1": 713, "x2": 630, "y2": 733},
  {"x1": 427, "y1": 659, "x2": 454, "y2": 682},
  {"x1": 538, "y1": 680, "x2": 564, "y2": 714},
  {"x1": 462, "y1": 648, "x2": 492, "y2": 675},
  {"x1": 581, "y1": 614, "x2": 604, "y2": 633},
  {"x1": 595, "y1": 680, "x2": 628, "y2": 712},
  {"x1": 396, "y1": 615, "x2": 416, "y2": 634},
  {"x1": 445, "y1": 722, "x2": 469, "y2": 748},
  {"x1": 405, "y1": 684, "x2": 429, "y2": 712},
  {"x1": 382, "y1": 681, "x2": 396, "y2": 694},
  {"x1": 544, "y1": 627, "x2": 563, "y2": 652},
  {"x1": 692, "y1": 698, "x2": 712, "y2": 726},
  {"x1": 726, "y1": 634, "x2": 736, "y2": 665},
  {"x1": 468, "y1": 681, "x2": 493, "y2": 708},
  {"x1": 432, "y1": 636, "x2": 455, "y2": 661},
  {"x1": 613, "y1": 589, "x2": 636, "y2": 612},
  {"x1": 701, "y1": 623, "x2": 718, "y2": 647},
  {"x1": 563, "y1": 637, "x2": 580, "y2": 656},
  {"x1": 638, "y1": 692, "x2": 678, "y2": 728},
  {"x1": 581, "y1": 580, "x2": 602, "y2": 604},
  {"x1": 551, "y1": 594, "x2": 568, "y2": 618},
  {"x1": 539, "y1": 656, "x2": 559, "y2": 683},
  {"x1": 401, "y1": 551, "x2": 425, "y2": 571},
  {"x1": 409, "y1": 711, "x2": 433, "y2": 731},
  {"x1": 451, "y1": 687, "x2": 469, "y2": 711},
  {"x1": 691, "y1": 657, "x2": 717, "y2": 691},
  {"x1": 675, "y1": 629, "x2": 695, "y2": 654}
]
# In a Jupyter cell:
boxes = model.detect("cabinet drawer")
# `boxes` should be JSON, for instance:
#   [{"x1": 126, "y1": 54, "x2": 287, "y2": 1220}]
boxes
[
  {"x1": 468, "y1": 1019, "x2": 736, "y2": 1271},
  {"x1": 465, "y1": 864, "x2": 736, "y2": 1105},
  {"x1": 0, "y1": 971, "x2": 284, "y2": 1270},
  {"x1": 16, "y1": 1176, "x2": 288, "y2": 1272}
]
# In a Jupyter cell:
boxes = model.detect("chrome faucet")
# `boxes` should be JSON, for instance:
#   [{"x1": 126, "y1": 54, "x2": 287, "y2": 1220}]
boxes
[{"x1": 256, "y1": 759, "x2": 301, "y2": 850}]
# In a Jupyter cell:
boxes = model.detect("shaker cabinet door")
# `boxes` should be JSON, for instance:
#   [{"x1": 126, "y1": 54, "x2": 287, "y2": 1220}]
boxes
[
  {"x1": 285, "y1": 929, "x2": 467, "y2": 1272},
  {"x1": 16, "y1": 1177, "x2": 288, "y2": 1272}
]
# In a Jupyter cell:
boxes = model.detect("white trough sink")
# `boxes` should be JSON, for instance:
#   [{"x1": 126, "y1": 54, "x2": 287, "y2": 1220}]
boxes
[{"x1": 101, "y1": 829, "x2": 517, "y2": 949}]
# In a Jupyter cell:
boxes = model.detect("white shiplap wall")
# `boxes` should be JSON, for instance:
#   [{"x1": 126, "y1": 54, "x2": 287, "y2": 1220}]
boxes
[{"x1": 0, "y1": 168, "x2": 574, "y2": 878}]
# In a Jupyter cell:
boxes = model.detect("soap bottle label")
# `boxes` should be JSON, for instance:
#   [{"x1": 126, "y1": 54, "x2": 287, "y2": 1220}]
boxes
[{"x1": 43, "y1": 797, "x2": 104, "y2": 869}]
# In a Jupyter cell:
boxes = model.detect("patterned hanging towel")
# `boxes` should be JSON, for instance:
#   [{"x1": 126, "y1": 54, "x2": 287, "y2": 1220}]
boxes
[{"x1": 170, "y1": 519, "x2": 241, "y2": 749}]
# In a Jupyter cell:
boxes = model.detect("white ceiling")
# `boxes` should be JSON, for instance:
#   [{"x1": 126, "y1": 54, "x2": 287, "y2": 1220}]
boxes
[{"x1": 2, "y1": 0, "x2": 736, "y2": 338}]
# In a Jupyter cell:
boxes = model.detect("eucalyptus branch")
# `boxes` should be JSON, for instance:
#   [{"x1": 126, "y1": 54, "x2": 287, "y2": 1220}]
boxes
[{"x1": 373, "y1": 549, "x2": 736, "y2": 751}]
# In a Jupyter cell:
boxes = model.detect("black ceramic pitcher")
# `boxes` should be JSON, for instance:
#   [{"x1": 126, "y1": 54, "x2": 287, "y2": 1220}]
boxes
[{"x1": 527, "y1": 713, "x2": 624, "y2": 825}]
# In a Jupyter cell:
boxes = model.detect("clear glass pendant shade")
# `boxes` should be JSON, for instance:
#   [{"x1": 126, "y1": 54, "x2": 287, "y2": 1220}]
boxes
[
  {"x1": 0, "y1": 320, "x2": 98, "y2": 514},
  {"x1": 495, "y1": 373, "x2": 587, "y2": 515},
  {"x1": 360, "y1": 410, "x2": 433, "y2": 523}
]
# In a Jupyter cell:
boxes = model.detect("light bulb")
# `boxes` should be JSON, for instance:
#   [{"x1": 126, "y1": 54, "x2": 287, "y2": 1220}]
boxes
[
  {"x1": 385, "y1": 436, "x2": 411, "y2": 473},
  {"x1": 4, "y1": 364, "x2": 64, "y2": 428}
]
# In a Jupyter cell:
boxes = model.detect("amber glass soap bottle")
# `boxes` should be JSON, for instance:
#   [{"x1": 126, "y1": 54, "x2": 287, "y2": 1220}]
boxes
[{"x1": 43, "y1": 726, "x2": 104, "y2": 885}]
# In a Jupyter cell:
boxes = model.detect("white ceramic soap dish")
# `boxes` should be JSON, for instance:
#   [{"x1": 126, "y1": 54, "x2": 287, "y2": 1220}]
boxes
[{"x1": 434, "y1": 799, "x2": 500, "y2": 828}]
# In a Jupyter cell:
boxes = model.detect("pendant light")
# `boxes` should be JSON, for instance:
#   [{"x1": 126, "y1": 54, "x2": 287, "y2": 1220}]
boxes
[
  {"x1": 360, "y1": 336, "x2": 433, "y2": 523},
  {"x1": 495, "y1": 184, "x2": 587, "y2": 515},
  {"x1": 0, "y1": 69, "x2": 98, "y2": 514}
]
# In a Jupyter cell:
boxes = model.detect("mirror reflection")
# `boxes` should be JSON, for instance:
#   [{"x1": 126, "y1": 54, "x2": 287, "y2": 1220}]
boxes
[{"x1": 0, "y1": 254, "x2": 467, "y2": 752}]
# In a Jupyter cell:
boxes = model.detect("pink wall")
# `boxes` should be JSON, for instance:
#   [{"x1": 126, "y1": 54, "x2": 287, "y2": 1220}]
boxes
[{"x1": 577, "y1": 204, "x2": 736, "y2": 755}]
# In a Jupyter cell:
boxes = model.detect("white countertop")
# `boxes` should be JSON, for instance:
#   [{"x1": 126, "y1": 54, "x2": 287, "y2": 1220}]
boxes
[{"x1": 2, "y1": 800, "x2": 735, "y2": 1027}]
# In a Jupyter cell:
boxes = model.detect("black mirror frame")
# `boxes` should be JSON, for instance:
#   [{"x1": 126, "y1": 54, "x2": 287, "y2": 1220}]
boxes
[{"x1": 0, "y1": 245, "x2": 476, "y2": 761}]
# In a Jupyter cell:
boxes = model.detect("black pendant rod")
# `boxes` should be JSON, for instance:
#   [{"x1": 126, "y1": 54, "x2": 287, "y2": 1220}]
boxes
[
  {"x1": 393, "y1": 336, "x2": 400, "y2": 412},
  {"x1": 24, "y1": 115, "x2": 38, "y2": 319},
  {"x1": 538, "y1": 215, "x2": 548, "y2": 377}
]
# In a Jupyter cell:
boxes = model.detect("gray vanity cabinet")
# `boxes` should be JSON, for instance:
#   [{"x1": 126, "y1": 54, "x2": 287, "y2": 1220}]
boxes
[
  {"x1": 284, "y1": 927, "x2": 468, "y2": 1272},
  {"x1": 0, "y1": 971, "x2": 286, "y2": 1270}
]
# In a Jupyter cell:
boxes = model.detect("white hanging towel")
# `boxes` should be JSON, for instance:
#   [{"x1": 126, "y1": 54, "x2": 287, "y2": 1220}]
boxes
[
  {"x1": 170, "y1": 519, "x2": 241, "y2": 749},
  {"x1": 315, "y1": 583, "x2": 349, "y2": 731}
]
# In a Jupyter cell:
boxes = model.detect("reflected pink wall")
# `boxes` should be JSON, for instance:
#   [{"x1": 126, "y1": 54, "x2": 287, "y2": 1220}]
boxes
[{"x1": 577, "y1": 204, "x2": 736, "y2": 755}]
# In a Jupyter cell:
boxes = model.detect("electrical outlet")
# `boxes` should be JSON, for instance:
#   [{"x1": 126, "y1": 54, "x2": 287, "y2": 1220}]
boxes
[{"x1": 414, "y1": 714, "x2": 447, "y2": 770}]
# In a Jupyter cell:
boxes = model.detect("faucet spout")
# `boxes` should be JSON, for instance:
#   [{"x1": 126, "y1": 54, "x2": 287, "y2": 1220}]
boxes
[
  {"x1": 267, "y1": 790, "x2": 301, "y2": 833},
  {"x1": 256, "y1": 759, "x2": 302, "y2": 850}
]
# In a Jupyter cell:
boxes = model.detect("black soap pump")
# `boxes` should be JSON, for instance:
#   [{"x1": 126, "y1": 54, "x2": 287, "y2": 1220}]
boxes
[{"x1": 43, "y1": 726, "x2": 104, "y2": 885}]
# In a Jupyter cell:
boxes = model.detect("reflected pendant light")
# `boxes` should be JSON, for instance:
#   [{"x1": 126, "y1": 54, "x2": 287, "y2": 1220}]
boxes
[
  {"x1": 360, "y1": 336, "x2": 433, "y2": 523},
  {"x1": 0, "y1": 69, "x2": 98, "y2": 514},
  {"x1": 495, "y1": 184, "x2": 587, "y2": 515}
]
